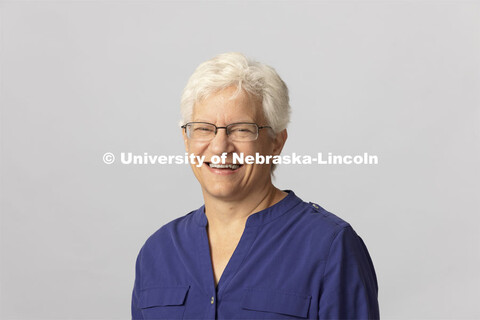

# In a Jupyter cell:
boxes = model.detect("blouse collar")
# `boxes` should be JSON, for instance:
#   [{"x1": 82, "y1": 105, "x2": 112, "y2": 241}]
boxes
[{"x1": 194, "y1": 190, "x2": 302, "y2": 228}]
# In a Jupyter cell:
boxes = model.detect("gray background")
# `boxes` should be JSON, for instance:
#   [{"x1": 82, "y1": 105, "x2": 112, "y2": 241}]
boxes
[{"x1": 1, "y1": 1, "x2": 479, "y2": 319}]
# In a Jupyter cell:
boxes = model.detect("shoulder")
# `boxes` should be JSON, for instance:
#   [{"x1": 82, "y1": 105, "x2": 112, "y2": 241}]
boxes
[
  {"x1": 293, "y1": 198, "x2": 352, "y2": 237},
  {"x1": 284, "y1": 195, "x2": 364, "y2": 255},
  {"x1": 139, "y1": 209, "x2": 198, "y2": 256},
  {"x1": 295, "y1": 199, "x2": 375, "y2": 267}
]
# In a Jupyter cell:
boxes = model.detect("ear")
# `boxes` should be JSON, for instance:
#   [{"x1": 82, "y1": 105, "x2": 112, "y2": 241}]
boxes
[
  {"x1": 182, "y1": 128, "x2": 189, "y2": 152},
  {"x1": 272, "y1": 129, "x2": 287, "y2": 155}
]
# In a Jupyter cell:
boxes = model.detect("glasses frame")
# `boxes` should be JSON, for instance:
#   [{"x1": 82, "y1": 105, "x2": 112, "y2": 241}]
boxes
[{"x1": 181, "y1": 122, "x2": 272, "y2": 142}]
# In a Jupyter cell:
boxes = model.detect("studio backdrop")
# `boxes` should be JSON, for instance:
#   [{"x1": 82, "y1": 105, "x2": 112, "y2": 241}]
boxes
[{"x1": 1, "y1": 1, "x2": 479, "y2": 319}]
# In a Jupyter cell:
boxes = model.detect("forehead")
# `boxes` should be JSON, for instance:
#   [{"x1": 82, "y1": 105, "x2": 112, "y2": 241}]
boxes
[{"x1": 192, "y1": 87, "x2": 263, "y2": 122}]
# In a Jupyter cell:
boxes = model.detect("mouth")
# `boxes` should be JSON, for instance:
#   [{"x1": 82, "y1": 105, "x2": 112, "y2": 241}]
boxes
[{"x1": 205, "y1": 162, "x2": 243, "y2": 172}]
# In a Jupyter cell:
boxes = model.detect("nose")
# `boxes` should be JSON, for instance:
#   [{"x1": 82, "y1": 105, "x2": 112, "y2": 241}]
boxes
[{"x1": 209, "y1": 128, "x2": 234, "y2": 155}]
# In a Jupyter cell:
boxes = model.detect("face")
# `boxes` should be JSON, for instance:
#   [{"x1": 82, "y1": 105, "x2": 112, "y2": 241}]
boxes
[{"x1": 183, "y1": 86, "x2": 287, "y2": 202}]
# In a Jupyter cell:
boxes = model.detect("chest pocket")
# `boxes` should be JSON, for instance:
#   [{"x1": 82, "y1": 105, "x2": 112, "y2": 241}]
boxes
[
  {"x1": 137, "y1": 286, "x2": 189, "y2": 319},
  {"x1": 241, "y1": 288, "x2": 312, "y2": 319}
]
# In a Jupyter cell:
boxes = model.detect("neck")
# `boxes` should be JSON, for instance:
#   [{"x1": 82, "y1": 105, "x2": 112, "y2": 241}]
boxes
[{"x1": 203, "y1": 184, "x2": 287, "y2": 232}]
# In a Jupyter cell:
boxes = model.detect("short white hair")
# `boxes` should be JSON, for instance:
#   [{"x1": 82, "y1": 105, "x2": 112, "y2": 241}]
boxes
[{"x1": 180, "y1": 52, "x2": 290, "y2": 133}]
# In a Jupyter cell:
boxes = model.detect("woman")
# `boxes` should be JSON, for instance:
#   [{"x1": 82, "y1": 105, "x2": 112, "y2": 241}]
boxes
[{"x1": 132, "y1": 53, "x2": 379, "y2": 319}]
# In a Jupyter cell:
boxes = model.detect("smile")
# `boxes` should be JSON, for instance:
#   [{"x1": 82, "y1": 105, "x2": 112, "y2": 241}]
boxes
[{"x1": 207, "y1": 163, "x2": 241, "y2": 170}]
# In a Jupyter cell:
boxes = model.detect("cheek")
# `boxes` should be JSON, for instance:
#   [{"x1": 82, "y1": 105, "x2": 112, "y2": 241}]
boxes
[
  {"x1": 254, "y1": 139, "x2": 275, "y2": 154},
  {"x1": 237, "y1": 144, "x2": 258, "y2": 156},
  {"x1": 236, "y1": 142, "x2": 272, "y2": 157},
  {"x1": 188, "y1": 141, "x2": 209, "y2": 154}
]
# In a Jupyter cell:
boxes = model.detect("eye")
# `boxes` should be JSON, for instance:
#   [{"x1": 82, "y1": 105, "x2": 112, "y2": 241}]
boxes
[
  {"x1": 230, "y1": 126, "x2": 255, "y2": 134},
  {"x1": 193, "y1": 125, "x2": 214, "y2": 132}
]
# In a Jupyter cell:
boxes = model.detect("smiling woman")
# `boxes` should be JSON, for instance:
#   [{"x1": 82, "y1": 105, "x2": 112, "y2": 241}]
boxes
[
  {"x1": 182, "y1": 85, "x2": 285, "y2": 202},
  {"x1": 131, "y1": 53, "x2": 380, "y2": 319}
]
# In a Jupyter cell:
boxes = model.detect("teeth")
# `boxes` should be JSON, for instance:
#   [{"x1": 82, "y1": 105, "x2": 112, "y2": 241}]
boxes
[{"x1": 208, "y1": 163, "x2": 240, "y2": 170}]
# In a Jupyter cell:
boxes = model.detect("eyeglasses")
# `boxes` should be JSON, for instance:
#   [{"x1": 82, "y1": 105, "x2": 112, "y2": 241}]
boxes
[{"x1": 181, "y1": 122, "x2": 272, "y2": 142}]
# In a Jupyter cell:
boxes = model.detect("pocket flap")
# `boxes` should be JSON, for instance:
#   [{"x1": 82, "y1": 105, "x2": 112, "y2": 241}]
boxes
[
  {"x1": 138, "y1": 286, "x2": 190, "y2": 308},
  {"x1": 242, "y1": 288, "x2": 311, "y2": 318}
]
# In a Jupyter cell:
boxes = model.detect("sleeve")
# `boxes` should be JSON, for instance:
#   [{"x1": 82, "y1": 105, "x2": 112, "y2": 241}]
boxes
[
  {"x1": 131, "y1": 247, "x2": 144, "y2": 320},
  {"x1": 318, "y1": 226, "x2": 380, "y2": 319}
]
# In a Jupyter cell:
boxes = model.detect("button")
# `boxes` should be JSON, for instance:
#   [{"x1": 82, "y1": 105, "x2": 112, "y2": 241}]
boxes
[
  {"x1": 310, "y1": 202, "x2": 320, "y2": 211},
  {"x1": 210, "y1": 296, "x2": 214, "y2": 304}
]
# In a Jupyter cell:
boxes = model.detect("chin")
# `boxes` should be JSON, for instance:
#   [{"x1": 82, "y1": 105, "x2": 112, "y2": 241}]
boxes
[{"x1": 203, "y1": 183, "x2": 244, "y2": 200}]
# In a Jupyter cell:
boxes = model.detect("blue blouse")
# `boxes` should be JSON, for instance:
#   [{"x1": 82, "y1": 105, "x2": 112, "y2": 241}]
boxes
[{"x1": 132, "y1": 191, "x2": 379, "y2": 319}]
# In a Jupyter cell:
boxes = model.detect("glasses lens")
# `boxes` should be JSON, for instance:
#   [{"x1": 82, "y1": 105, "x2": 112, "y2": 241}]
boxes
[
  {"x1": 187, "y1": 123, "x2": 216, "y2": 140},
  {"x1": 227, "y1": 123, "x2": 258, "y2": 141}
]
